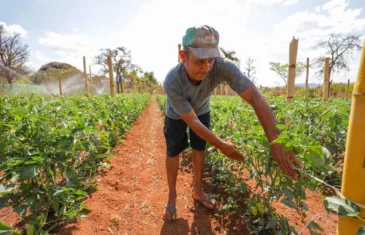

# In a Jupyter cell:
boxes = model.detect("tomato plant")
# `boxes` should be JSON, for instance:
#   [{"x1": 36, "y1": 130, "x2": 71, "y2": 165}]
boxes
[{"x1": 0, "y1": 93, "x2": 150, "y2": 234}]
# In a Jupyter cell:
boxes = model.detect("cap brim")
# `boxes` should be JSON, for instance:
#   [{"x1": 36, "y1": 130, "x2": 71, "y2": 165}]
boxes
[{"x1": 188, "y1": 46, "x2": 226, "y2": 59}]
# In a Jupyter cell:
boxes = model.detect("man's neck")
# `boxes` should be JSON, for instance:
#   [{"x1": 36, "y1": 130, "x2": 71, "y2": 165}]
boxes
[{"x1": 188, "y1": 77, "x2": 202, "y2": 86}]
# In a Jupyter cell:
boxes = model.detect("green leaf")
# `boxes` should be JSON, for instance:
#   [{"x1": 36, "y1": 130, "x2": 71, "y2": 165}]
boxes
[
  {"x1": 80, "y1": 203, "x2": 91, "y2": 211},
  {"x1": 265, "y1": 219, "x2": 277, "y2": 229},
  {"x1": 66, "y1": 167, "x2": 75, "y2": 182},
  {"x1": 281, "y1": 199, "x2": 297, "y2": 209},
  {"x1": 251, "y1": 206, "x2": 258, "y2": 216},
  {"x1": 310, "y1": 152, "x2": 325, "y2": 166},
  {"x1": 324, "y1": 196, "x2": 360, "y2": 216},
  {"x1": 14, "y1": 205, "x2": 27, "y2": 219},
  {"x1": 300, "y1": 202, "x2": 309, "y2": 211},
  {"x1": 0, "y1": 185, "x2": 11, "y2": 194},
  {"x1": 26, "y1": 224, "x2": 36, "y2": 235},
  {"x1": 240, "y1": 183, "x2": 246, "y2": 193},
  {"x1": 0, "y1": 142, "x2": 7, "y2": 154},
  {"x1": 25, "y1": 195, "x2": 36, "y2": 208},
  {"x1": 283, "y1": 188, "x2": 294, "y2": 201},
  {"x1": 256, "y1": 203, "x2": 264, "y2": 214},
  {"x1": 357, "y1": 226, "x2": 365, "y2": 235},
  {"x1": 307, "y1": 221, "x2": 323, "y2": 231},
  {"x1": 309, "y1": 230, "x2": 321, "y2": 235},
  {"x1": 73, "y1": 189, "x2": 87, "y2": 196},
  {"x1": 0, "y1": 221, "x2": 20, "y2": 235},
  {"x1": 20, "y1": 164, "x2": 40, "y2": 180}
]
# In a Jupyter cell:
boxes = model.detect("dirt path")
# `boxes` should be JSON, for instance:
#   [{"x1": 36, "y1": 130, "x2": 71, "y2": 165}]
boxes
[{"x1": 58, "y1": 97, "x2": 221, "y2": 235}]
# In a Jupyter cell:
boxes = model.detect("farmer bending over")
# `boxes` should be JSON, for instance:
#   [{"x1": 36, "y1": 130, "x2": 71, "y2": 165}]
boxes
[{"x1": 163, "y1": 25, "x2": 303, "y2": 223}]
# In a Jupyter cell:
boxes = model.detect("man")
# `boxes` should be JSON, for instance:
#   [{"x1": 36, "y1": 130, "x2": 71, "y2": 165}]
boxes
[{"x1": 163, "y1": 25, "x2": 302, "y2": 223}]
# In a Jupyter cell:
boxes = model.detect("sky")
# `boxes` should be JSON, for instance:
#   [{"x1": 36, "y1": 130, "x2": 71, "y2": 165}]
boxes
[{"x1": 1, "y1": 0, "x2": 365, "y2": 87}]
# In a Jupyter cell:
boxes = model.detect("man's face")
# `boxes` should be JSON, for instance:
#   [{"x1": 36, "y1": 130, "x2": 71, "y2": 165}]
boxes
[{"x1": 180, "y1": 50, "x2": 215, "y2": 82}]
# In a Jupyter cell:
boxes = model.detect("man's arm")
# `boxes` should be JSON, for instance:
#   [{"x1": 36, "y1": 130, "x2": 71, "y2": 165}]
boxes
[
  {"x1": 239, "y1": 84, "x2": 303, "y2": 179},
  {"x1": 179, "y1": 111, "x2": 244, "y2": 162}
]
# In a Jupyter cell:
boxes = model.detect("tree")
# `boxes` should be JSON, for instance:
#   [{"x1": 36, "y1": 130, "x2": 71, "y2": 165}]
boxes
[
  {"x1": 221, "y1": 48, "x2": 240, "y2": 68},
  {"x1": 269, "y1": 62, "x2": 306, "y2": 86},
  {"x1": 0, "y1": 24, "x2": 30, "y2": 84},
  {"x1": 143, "y1": 71, "x2": 158, "y2": 93},
  {"x1": 243, "y1": 57, "x2": 256, "y2": 84},
  {"x1": 94, "y1": 47, "x2": 132, "y2": 93},
  {"x1": 314, "y1": 34, "x2": 362, "y2": 95},
  {"x1": 32, "y1": 62, "x2": 81, "y2": 84}
]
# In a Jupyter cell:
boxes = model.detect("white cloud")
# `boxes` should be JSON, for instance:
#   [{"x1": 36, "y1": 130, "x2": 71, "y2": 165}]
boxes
[
  {"x1": 39, "y1": 32, "x2": 100, "y2": 53},
  {"x1": 270, "y1": 0, "x2": 365, "y2": 85},
  {"x1": 0, "y1": 22, "x2": 28, "y2": 37},
  {"x1": 105, "y1": 0, "x2": 251, "y2": 82},
  {"x1": 30, "y1": 0, "x2": 364, "y2": 87},
  {"x1": 72, "y1": 28, "x2": 79, "y2": 32},
  {"x1": 37, "y1": 32, "x2": 104, "y2": 71},
  {"x1": 251, "y1": 0, "x2": 299, "y2": 6},
  {"x1": 273, "y1": 0, "x2": 365, "y2": 49},
  {"x1": 282, "y1": 0, "x2": 299, "y2": 7},
  {"x1": 322, "y1": 0, "x2": 348, "y2": 12}
]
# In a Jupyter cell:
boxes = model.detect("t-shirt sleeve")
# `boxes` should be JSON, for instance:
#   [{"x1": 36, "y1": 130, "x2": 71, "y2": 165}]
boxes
[
  {"x1": 164, "y1": 85, "x2": 193, "y2": 115},
  {"x1": 219, "y1": 59, "x2": 253, "y2": 94}
]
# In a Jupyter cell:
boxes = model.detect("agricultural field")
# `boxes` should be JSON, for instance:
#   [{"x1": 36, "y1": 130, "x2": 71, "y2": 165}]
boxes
[
  {"x1": 0, "y1": 93, "x2": 151, "y2": 234},
  {"x1": 0, "y1": 93, "x2": 363, "y2": 235},
  {"x1": 157, "y1": 94, "x2": 353, "y2": 234}
]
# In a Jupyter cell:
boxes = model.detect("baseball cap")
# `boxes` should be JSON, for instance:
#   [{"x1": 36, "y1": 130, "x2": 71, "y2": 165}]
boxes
[{"x1": 182, "y1": 25, "x2": 225, "y2": 59}]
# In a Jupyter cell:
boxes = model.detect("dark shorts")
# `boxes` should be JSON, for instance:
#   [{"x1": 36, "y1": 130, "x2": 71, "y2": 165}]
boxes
[{"x1": 163, "y1": 111, "x2": 211, "y2": 157}]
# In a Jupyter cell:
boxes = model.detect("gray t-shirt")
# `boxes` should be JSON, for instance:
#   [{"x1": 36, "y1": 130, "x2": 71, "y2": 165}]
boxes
[{"x1": 164, "y1": 58, "x2": 252, "y2": 120}]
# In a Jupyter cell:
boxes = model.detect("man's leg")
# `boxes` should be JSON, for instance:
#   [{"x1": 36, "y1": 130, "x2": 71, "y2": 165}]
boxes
[
  {"x1": 192, "y1": 149, "x2": 205, "y2": 195},
  {"x1": 163, "y1": 116, "x2": 188, "y2": 221},
  {"x1": 191, "y1": 149, "x2": 216, "y2": 209},
  {"x1": 166, "y1": 155, "x2": 179, "y2": 210},
  {"x1": 189, "y1": 112, "x2": 216, "y2": 209}
]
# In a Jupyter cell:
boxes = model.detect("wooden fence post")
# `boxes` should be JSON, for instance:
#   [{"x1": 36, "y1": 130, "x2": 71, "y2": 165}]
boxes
[
  {"x1": 338, "y1": 40, "x2": 365, "y2": 234},
  {"x1": 305, "y1": 57, "x2": 309, "y2": 93},
  {"x1": 286, "y1": 37, "x2": 299, "y2": 104},
  {"x1": 323, "y1": 58, "x2": 330, "y2": 103},
  {"x1": 346, "y1": 79, "x2": 350, "y2": 99},
  {"x1": 89, "y1": 65, "x2": 92, "y2": 94},
  {"x1": 178, "y1": 44, "x2": 182, "y2": 63},
  {"x1": 58, "y1": 73, "x2": 62, "y2": 96},
  {"x1": 107, "y1": 56, "x2": 115, "y2": 97},
  {"x1": 83, "y1": 56, "x2": 88, "y2": 94}
]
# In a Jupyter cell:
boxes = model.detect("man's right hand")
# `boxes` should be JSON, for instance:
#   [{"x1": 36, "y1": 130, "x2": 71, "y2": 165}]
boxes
[{"x1": 219, "y1": 141, "x2": 245, "y2": 162}]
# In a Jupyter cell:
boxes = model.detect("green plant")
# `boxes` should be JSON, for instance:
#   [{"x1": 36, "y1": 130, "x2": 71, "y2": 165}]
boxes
[{"x1": 0, "y1": 93, "x2": 150, "y2": 234}]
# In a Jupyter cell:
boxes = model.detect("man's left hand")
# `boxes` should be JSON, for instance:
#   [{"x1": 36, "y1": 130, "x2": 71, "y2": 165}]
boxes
[{"x1": 270, "y1": 143, "x2": 303, "y2": 180}]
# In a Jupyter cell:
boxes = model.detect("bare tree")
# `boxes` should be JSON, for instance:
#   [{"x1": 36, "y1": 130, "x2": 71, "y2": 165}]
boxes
[
  {"x1": 0, "y1": 24, "x2": 29, "y2": 84},
  {"x1": 243, "y1": 57, "x2": 256, "y2": 84},
  {"x1": 94, "y1": 47, "x2": 132, "y2": 93},
  {"x1": 314, "y1": 34, "x2": 362, "y2": 95}
]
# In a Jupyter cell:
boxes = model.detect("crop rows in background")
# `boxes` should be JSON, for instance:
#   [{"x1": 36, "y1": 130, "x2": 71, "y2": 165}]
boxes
[{"x1": 0, "y1": 93, "x2": 151, "y2": 234}]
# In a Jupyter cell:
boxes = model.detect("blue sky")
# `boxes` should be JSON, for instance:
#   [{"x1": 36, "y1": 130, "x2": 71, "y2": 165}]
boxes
[{"x1": 1, "y1": 0, "x2": 365, "y2": 86}]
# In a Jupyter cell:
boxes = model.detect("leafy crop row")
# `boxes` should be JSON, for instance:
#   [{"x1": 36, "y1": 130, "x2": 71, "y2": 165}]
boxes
[
  {"x1": 156, "y1": 94, "x2": 354, "y2": 234},
  {"x1": 0, "y1": 93, "x2": 150, "y2": 234}
]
